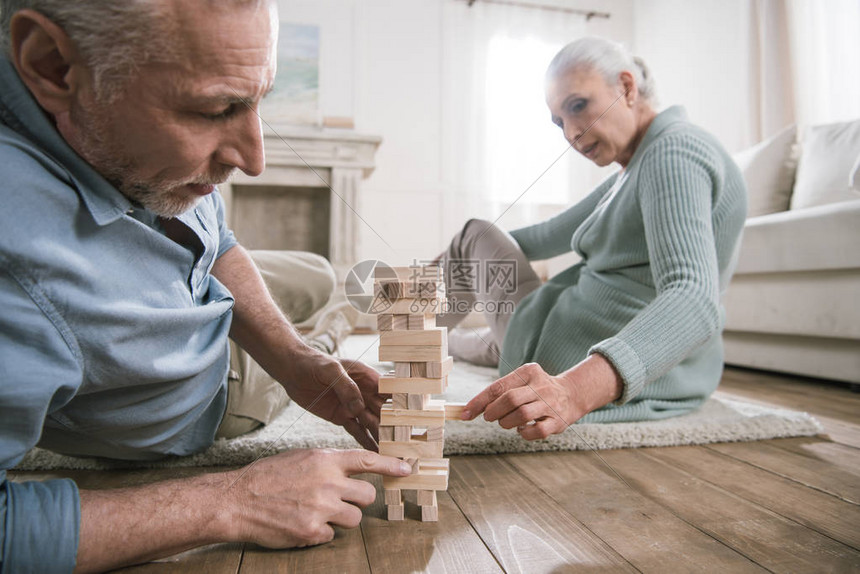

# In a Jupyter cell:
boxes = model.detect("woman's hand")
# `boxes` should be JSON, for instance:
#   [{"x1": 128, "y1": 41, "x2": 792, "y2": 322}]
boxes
[{"x1": 461, "y1": 355, "x2": 624, "y2": 440}]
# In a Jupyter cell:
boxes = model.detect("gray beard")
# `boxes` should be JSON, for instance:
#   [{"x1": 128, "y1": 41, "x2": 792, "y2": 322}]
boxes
[{"x1": 68, "y1": 100, "x2": 233, "y2": 218}]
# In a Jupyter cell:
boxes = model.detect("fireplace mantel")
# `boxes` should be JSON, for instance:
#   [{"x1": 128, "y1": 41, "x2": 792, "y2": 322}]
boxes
[{"x1": 221, "y1": 124, "x2": 382, "y2": 280}]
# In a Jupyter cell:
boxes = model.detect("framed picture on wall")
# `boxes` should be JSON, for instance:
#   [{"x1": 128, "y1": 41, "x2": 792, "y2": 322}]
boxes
[{"x1": 263, "y1": 22, "x2": 320, "y2": 125}]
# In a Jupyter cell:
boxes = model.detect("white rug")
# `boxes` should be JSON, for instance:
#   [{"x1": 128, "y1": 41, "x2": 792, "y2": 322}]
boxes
[{"x1": 14, "y1": 335, "x2": 823, "y2": 471}]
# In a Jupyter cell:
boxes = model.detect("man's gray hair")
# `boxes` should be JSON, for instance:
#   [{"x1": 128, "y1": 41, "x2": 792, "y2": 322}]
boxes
[
  {"x1": 547, "y1": 36, "x2": 658, "y2": 106},
  {"x1": 0, "y1": 0, "x2": 174, "y2": 101}
]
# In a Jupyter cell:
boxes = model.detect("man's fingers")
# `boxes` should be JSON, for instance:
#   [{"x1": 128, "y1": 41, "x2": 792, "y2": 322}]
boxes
[
  {"x1": 340, "y1": 358, "x2": 380, "y2": 387},
  {"x1": 327, "y1": 362, "x2": 365, "y2": 417},
  {"x1": 300, "y1": 523, "x2": 335, "y2": 547},
  {"x1": 342, "y1": 418, "x2": 378, "y2": 451},
  {"x1": 341, "y1": 477, "x2": 377, "y2": 508},
  {"x1": 354, "y1": 404, "x2": 380, "y2": 433},
  {"x1": 463, "y1": 368, "x2": 530, "y2": 420},
  {"x1": 328, "y1": 500, "x2": 364, "y2": 529},
  {"x1": 340, "y1": 449, "x2": 412, "y2": 477}
]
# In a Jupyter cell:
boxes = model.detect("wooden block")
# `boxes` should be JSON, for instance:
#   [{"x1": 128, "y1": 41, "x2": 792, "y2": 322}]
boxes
[
  {"x1": 417, "y1": 490, "x2": 437, "y2": 506},
  {"x1": 408, "y1": 314, "x2": 436, "y2": 330},
  {"x1": 392, "y1": 393, "x2": 408, "y2": 409},
  {"x1": 410, "y1": 356, "x2": 454, "y2": 378},
  {"x1": 379, "y1": 426, "x2": 394, "y2": 441},
  {"x1": 369, "y1": 296, "x2": 445, "y2": 316},
  {"x1": 444, "y1": 402, "x2": 467, "y2": 420},
  {"x1": 379, "y1": 439, "x2": 444, "y2": 459},
  {"x1": 384, "y1": 489, "x2": 402, "y2": 505},
  {"x1": 408, "y1": 393, "x2": 431, "y2": 410},
  {"x1": 426, "y1": 356, "x2": 454, "y2": 378},
  {"x1": 380, "y1": 327, "x2": 447, "y2": 347},
  {"x1": 421, "y1": 503, "x2": 439, "y2": 522},
  {"x1": 394, "y1": 425, "x2": 411, "y2": 442},
  {"x1": 394, "y1": 362, "x2": 411, "y2": 378},
  {"x1": 378, "y1": 374, "x2": 446, "y2": 395},
  {"x1": 387, "y1": 503, "x2": 405, "y2": 521},
  {"x1": 383, "y1": 467, "x2": 449, "y2": 490},
  {"x1": 378, "y1": 341, "x2": 448, "y2": 363},
  {"x1": 374, "y1": 266, "x2": 443, "y2": 281},
  {"x1": 381, "y1": 402, "x2": 446, "y2": 428},
  {"x1": 377, "y1": 314, "x2": 408, "y2": 331},
  {"x1": 425, "y1": 427, "x2": 444, "y2": 441},
  {"x1": 419, "y1": 458, "x2": 450, "y2": 472},
  {"x1": 374, "y1": 281, "x2": 445, "y2": 300}
]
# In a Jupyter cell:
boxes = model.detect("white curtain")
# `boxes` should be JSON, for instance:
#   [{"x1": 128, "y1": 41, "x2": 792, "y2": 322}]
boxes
[
  {"x1": 440, "y1": 0, "x2": 613, "y2": 236},
  {"x1": 786, "y1": 0, "x2": 860, "y2": 127},
  {"x1": 748, "y1": 0, "x2": 796, "y2": 141},
  {"x1": 749, "y1": 0, "x2": 860, "y2": 138}
]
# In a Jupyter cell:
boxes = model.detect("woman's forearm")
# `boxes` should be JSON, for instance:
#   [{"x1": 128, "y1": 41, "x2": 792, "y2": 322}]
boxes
[{"x1": 557, "y1": 353, "x2": 624, "y2": 415}]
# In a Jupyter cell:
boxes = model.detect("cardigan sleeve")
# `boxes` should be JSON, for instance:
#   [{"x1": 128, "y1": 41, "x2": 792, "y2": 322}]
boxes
[
  {"x1": 588, "y1": 136, "x2": 723, "y2": 403},
  {"x1": 509, "y1": 174, "x2": 618, "y2": 261}
]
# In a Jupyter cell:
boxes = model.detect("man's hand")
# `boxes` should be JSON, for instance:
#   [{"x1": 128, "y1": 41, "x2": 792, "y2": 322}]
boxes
[
  {"x1": 461, "y1": 355, "x2": 623, "y2": 440},
  {"x1": 221, "y1": 449, "x2": 410, "y2": 547},
  {"x1": 76, "y1": 449, "x2": 411, "y2": 572},
  {"x1": 283, "y1": 351, "x2": 384, "y2": 450},
  {"x1": 211, "y1": 246, "x2": 385, "y2": 449}
]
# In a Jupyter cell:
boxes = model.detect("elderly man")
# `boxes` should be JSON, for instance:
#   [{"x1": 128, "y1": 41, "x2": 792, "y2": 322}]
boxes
[{"x1": 0, "y1": 0, "x2": 410, "y2": 571}]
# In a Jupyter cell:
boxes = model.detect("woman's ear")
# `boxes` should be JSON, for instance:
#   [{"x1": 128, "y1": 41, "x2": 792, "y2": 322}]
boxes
[
  {"x1": 9, "y1": 9, "x2": 87, "y2": 116},
  {"x1": 618, "y1": 70, "x2": 638, "y2": 106}
]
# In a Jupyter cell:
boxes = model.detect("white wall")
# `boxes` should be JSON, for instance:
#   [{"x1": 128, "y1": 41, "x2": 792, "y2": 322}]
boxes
[
  {"x1": 632, "y1": 0, "x2": 756, "y2": 153},
  {"x1": 276, "y1": 0, "x2": 635, "y2": 267}
]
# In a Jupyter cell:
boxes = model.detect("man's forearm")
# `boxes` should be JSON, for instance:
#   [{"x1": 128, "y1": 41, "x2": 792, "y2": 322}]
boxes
[
  {"x1": 211, "y1": 245, "x2": 377, "y2": 446},
  {"x1": 211, "y1": 245, "x2": 316, "y2": 383},
  {"x1": 75, "y1": 471, "x2": 232, "y2": 573},
  {"x1": 74, "y1": 448, "x2": 413, "y2": 572}
]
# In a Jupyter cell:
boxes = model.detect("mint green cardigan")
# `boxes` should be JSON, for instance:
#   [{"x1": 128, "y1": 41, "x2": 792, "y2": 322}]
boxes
[{"x1": 503, "y1": 106, "x2": 747, "y2": 423}]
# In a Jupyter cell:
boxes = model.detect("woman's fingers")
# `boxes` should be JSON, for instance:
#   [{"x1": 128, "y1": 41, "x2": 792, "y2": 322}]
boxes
[
  {"x1": 462, "y1": 363, "x2": 540, "y2": 420},
  {"x1": 483, "y1": 386, "x2": 541, "y2": 423},
  {"x1": 496, "y1": 399, "x2": 547, "y2": 429},
  {"x1": 517, "y1": 417, "x2": 563, "y2": 441}
]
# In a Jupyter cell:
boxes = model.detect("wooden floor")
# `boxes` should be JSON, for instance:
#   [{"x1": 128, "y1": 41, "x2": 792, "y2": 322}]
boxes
[{"x1": 10, "y1": 367, "x2": 860, "y2": 573}]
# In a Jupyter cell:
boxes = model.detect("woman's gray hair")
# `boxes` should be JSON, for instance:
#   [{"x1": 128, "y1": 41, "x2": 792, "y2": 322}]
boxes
[
  {"x1": 547, "y1": 36, "x2": 658, "y2": 106},
  {"x1": 0, "y1": 0, "x2": 175, "y2": 102}
]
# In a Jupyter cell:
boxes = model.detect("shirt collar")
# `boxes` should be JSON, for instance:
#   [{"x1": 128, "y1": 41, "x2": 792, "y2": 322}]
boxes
[{"x1": 0, "y1": 55, "x2": 132, "y2": 226}]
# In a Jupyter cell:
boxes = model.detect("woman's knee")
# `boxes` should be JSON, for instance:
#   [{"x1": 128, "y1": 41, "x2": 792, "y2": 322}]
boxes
[{"x1": 463, "y1": 218, "x2": 496, "y2": 236}]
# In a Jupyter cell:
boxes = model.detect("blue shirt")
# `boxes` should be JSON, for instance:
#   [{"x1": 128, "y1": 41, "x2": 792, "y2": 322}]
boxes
[{"x1": 0, "y1": 56, "x2": 238, "y2": 572}]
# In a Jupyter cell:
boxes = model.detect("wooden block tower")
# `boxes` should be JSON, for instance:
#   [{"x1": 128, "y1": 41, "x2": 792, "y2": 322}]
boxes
[{"x1": 371, "y1": 264, "x2": 455, "y2": 522}]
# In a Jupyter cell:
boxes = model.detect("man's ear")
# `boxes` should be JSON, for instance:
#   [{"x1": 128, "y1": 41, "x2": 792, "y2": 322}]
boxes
[{"x1": 9, "y1": 9, "x2": 87, "y2": 116}]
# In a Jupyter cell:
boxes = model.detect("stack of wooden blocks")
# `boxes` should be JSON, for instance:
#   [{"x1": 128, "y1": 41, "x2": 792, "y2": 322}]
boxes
[{"x1": 372, "y1": 265, "x2": 455, "y2": 522}]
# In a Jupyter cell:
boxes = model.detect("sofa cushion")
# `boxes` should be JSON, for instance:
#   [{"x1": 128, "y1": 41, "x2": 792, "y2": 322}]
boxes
[
  {"x1": 732, "y1": 124, "x2": 797, "y2": 217},
  {"x1": 791, "y1": 119, "x2": 860, "y2": 210},
  {"x1": 852, "y1": 153, "x2": 860, "y2": 189},
  {"x1": 734, "y1": 198, "x2": 860, "y2": 274}
]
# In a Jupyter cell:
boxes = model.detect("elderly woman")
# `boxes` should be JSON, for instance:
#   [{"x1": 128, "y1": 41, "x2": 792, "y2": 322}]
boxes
[{"x1": 437, "y1": 37, "x2": 747, "y2": 439}]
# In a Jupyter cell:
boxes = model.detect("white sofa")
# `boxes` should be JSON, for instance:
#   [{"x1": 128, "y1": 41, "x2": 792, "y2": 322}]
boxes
[{"x1": 723, "y1": 120, "x2": 860, "y2": 384}]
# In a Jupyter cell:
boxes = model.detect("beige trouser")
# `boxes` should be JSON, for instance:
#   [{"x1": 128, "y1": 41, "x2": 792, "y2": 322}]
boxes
[
  {"x1": 215, "y1": 250, "x2": 337, "y2": 439},
  {"x1": 436, "y1": 219, "x2": 543, "y2": 368}
]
